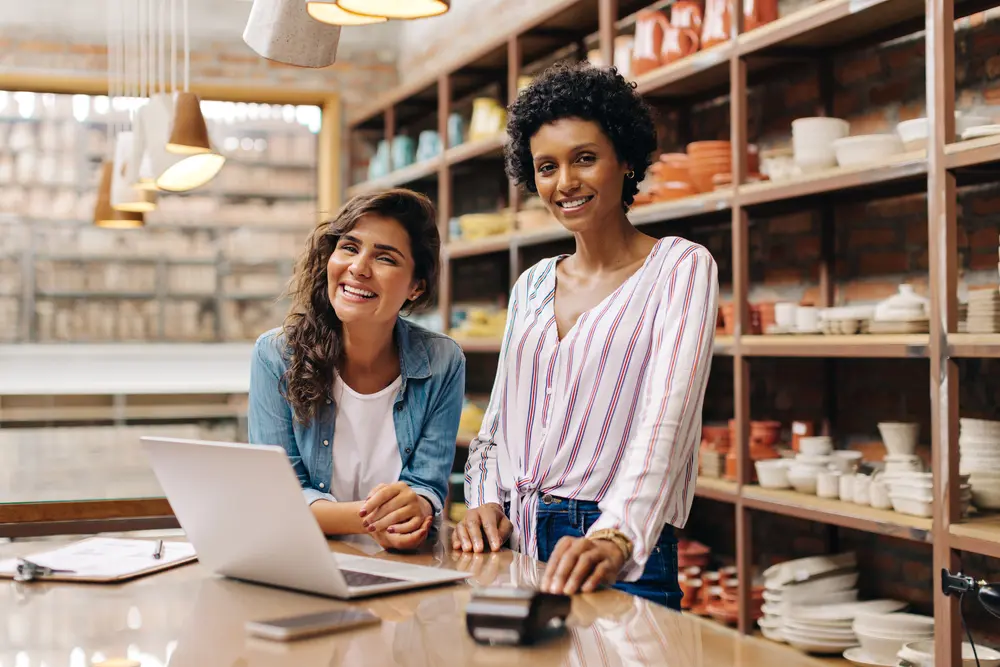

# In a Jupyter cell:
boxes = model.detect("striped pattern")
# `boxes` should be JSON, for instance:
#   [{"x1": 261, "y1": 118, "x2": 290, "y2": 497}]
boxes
[{"x1": 464, "y1": 237, "x2": 719, "y2": 581}]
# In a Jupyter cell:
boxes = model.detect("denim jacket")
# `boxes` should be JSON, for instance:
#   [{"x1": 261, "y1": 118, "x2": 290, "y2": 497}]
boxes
[{"x1": 248, "y1": 317, "x2": 465, "y2": 513}]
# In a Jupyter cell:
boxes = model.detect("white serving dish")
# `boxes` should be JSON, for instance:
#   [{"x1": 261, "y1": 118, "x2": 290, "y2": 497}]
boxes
[
  {"x1": 762, "y1": 552, "x2": 857, "y2": 586},
  {"x1": 782, "y1": 571, "x2": 860, "y2": 602},
  {"x1": 793, "y1": 599, "x2": 908, "y2": 623},
  {"x1": 782, "y1": 629, "x2": 858, "y2": 654},
  {"x1": 832, "y1": 134, "x2": 904, "y2": 167},
  {"x1": 854, "y1": 611, "x2": 934, "y2": 636}
]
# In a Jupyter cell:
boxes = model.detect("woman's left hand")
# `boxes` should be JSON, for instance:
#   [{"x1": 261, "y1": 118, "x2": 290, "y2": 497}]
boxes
[
  {"x1": 541, "y1": 536, "x2": 626, "y2": 595},
  {"x1": 360, "y1": 482, "x2": 433, "y2": 535}
]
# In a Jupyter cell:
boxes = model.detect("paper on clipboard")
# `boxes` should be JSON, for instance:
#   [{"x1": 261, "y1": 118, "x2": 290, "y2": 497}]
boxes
[{"x1": 0, "y1": 537, "x2": 197, "y2": 582}]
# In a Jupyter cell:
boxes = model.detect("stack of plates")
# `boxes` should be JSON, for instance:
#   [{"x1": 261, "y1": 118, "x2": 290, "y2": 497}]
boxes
[
  {"x1": 960, "y1": 418, "x2": 1000, "y2": 509},
  {"x1": 758, "y1": 552, "x2": 859, "y2": 643},
  {"x1": 780, "y1": 600, "x2": 907, "y2": 655},
  {"x1": 966, "y1": 288, "x2": 1000, "y2": 334}
]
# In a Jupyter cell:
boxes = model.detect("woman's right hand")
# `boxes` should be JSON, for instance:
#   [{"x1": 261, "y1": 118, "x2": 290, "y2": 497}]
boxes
[{"x1": 452, "y1": 502, "x2": 512, "y2": 553}]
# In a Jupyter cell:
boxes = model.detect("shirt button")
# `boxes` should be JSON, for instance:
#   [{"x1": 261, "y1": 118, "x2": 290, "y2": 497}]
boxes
[
  {"x1": 405, "y1": 448, "x2": 412, "y2": 454},
  {"x1": 323, "y1": 439, "x2": 329, "y2": 446},
  {"x1": 395, "y1": 404, "x2": 403, "y2": 412},
  {"x1": 326, "y1": 398, "x2": 331, "y2": 404},
  {"x1": 546, "y1": 386, "x2": 553, "y2": 395},
  {"x1": 319, "y1": 483, "x2": 325, "y2": 489}
]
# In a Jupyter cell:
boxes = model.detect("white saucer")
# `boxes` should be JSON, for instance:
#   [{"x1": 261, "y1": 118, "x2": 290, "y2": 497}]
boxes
[{"x1": 843, "y1": 647, "x2": 897, "y2": 667}]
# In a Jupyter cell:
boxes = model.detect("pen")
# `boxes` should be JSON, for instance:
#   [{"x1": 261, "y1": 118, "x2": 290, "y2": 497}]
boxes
[{"x1": 153, "y1": 540, "x2": 164, "y2": 560}]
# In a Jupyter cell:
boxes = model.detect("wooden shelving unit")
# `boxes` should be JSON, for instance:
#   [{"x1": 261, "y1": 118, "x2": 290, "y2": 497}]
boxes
[{"x1": 352, "y1": 0, "x2": 991, "y2": 662}]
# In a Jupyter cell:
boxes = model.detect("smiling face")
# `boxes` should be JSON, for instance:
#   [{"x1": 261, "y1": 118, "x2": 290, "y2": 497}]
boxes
[
  {"x1": 326, "y1": 214, "x2": 424, "y2": 327},
  {"x1": 530, "y1": 117, "x2": 631, "y2": 233}
]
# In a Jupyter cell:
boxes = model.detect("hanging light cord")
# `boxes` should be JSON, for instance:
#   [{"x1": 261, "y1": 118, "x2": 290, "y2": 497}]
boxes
[{"x1": 961, "y1": 592, "x2": 981, "y2": 667}]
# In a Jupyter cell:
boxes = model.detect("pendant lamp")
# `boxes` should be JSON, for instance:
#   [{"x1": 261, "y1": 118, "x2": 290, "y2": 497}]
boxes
[
  {"x1": 336, "y1": 0, "x2": 449, "y2": 19},
  {"x1": 244, "y1": 0, "x2": 343, "y2": 68},
  {"x1": 306, "y1": 1, "x2": 387, "y2": 25},
  {"x1": 166, "y1": 91, "x2": 212, "y2": 154},
  {"x1": 111, "y1": 130, "x2": 158, "y2": 212},
  {"x1": 94, "y1": 162, "x2": 145, "y2": 228}
]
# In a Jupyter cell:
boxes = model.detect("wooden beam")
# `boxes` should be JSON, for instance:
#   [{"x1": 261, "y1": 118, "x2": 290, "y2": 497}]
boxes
[
  {"x1": 318, "y1": 96, "x2": 342, "y2": 220},
  {"x1": 599, "y1": 0, "x2": 618, "y2": 69},
  {"x1": 508, "y1": 35, "x2": 522, "y2": 217}
]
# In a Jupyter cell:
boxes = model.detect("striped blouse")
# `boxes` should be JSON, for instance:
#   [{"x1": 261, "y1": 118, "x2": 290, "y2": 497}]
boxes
[{"x1": 464, "y1": 236, "x2": 719, "y2": 581}]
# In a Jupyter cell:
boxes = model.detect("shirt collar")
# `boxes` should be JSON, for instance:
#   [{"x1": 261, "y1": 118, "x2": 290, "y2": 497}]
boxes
[{"x1": 394, "y1": 317, "x2": 430, "y2": 381}]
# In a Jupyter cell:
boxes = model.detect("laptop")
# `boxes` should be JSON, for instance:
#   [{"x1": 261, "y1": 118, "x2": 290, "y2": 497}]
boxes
[{"x1": 140, "y1": 436, "x2": 471, "y2": 599}]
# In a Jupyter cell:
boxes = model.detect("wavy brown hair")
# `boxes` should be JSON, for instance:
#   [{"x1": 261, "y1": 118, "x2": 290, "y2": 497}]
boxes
[{"x1": 281, "y1": 188, "x2": 440, "y2": 424}]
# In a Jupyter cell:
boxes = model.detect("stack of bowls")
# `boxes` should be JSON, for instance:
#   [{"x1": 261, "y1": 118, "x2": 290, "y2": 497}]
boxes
[
  {"x1": 885, "y1": 470, "x2": 972, "y2": 518},
  {"x1": 960, "y1": 417, "x2": 1000, "y2": 509},
  {"x1": 850, "y1": 612, "x2": 934, "y2": 665},
  {"x1": 878, "y1": 421, "x2": 924, "y2": 475},
  {"x1": 791, "y1": 117, "x2": 849, "y2": 173},
  {"x1": 779, "y1": 599, "x2": 906, "y2": 655},
  {"x1": 687, "y1": 141, "x2": 731, "y2": 192}
]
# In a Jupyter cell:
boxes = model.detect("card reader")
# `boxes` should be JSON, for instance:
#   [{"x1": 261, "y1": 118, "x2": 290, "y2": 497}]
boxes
[{"x1": 465, "y1": 587, "x2": 571, "y2": 646}]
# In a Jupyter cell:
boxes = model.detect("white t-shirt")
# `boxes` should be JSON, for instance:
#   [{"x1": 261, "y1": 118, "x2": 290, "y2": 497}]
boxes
[{"x1": 330, "y1": 373, "x2": 403, "y2": 503}]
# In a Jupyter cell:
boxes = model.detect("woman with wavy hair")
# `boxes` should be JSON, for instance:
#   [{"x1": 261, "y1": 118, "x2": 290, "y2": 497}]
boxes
[
  {"x1": 249, "y1": 188, "x2": 465, "y2": 551},
  {"x1": 454, "y1": 62, "x2": 719, "y2": 608}
]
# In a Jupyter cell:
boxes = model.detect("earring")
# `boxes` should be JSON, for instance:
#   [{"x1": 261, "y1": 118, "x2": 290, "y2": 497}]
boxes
[{"x1": 626, "y1": 170, "x2": 635, "y2": 179}]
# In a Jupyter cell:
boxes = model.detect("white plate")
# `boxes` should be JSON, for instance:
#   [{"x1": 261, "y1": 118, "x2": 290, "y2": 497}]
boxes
[
  {"x1": 782, "y1": 631, "x2": 858, "y2": 654},
  {"x1": 843, "y1": 647, "x2": 898, "y2": 666},
  {"x1": 793, "y1": 599, "x2": 908, "y2": 622}
]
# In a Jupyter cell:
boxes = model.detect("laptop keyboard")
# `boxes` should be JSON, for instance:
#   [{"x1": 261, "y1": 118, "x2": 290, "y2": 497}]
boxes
[{"x1": 340, "y1": 569, "x2": 406, "y2": 588}]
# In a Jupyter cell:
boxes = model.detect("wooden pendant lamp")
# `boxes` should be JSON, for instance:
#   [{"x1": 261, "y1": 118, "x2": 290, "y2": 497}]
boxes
[{"x1": 336, "y1": 0, "x2": 450, "y2": 19}]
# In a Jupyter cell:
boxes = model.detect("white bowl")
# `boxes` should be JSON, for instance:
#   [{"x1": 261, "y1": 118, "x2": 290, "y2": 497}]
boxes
[
  {"x1": 757, "y1": 459, "x2": 791, "y2": 489},
  {"x1": 799, "y1": 436, "x2": 833, "y2": 455},
  {"x1": 789, "y1": 471, "x2": 819, "y2": 494},
  {"x1": 878, "y1": 422, "x2": 920, "y2": 456},
  {"x1": 899, "y1": 640, "x2": 1000, "y2": 667},
  {"x1": 853, "y1": 627, "x2": 932, "y2": 663},
  {"x1": 832, "y1": 134, "x2": 904, "y2": 167}
]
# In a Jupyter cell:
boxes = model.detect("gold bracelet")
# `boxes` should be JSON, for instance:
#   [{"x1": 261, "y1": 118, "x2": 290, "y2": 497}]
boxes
[{"x1": 588, "y1": 528, "x2": 633, "y2": 563}]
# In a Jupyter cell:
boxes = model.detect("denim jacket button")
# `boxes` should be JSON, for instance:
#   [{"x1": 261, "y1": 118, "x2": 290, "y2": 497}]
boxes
[
  {"x1": 323, "y1": 439, "x2": 329, "y2": 446},
  {"x1": 405, "y1": 448, "x2": 411, "y2": 454},
  {"x1": 318, "y1": 483, "x2": 325, "y2": 489},
  {"x1": 395, "y1": 403, "x2": 403, "y2": 412}
]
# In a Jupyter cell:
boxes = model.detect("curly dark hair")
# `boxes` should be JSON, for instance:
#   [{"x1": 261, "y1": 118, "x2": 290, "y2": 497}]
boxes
[
  {"x1": 281, "y1": 188, "x2": 440, "y2": 424},
  {"x1": 504, "y1": 61, "x2": 657, "y2": 209}
]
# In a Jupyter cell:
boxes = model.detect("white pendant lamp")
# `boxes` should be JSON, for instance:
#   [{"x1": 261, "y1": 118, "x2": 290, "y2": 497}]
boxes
[
  {"x1": 306, "y1": 1, "x2": 387, "y2": 25},
  {"x1": 244, "y1": 0, "x2": 343, "y2": 68},
  {"x1": 111, "y1": 130, "x2": 158, "y2": 212},
  {"x1": 336, "y1": 0, "x2": 449, "y2": 19},
  {"x1": 155, "y1": 0, "x2": 225, "y2": 190}
]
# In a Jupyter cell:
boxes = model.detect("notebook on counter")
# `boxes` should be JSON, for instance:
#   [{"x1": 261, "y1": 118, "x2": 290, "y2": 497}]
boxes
[{"x1": 0, "y1": 536, "x2": 197, "y2": 583}]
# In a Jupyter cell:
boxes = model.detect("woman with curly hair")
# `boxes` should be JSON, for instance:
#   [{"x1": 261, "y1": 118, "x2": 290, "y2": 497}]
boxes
[
  {"x1": 249, "y1": 188, "x2": 465, "y2": 552},
  {"x1": 454, "y1": 62, "x2": 719, "y2": 608}
]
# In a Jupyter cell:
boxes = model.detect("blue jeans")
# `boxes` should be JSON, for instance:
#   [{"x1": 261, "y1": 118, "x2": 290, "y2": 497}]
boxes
[{"x1": 532, "y1": 495, "x2": 682, "y2": 610}]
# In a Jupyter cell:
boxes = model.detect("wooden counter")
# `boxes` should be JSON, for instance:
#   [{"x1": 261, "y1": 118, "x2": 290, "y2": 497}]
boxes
[{"x1": 0, "y1": 531, "x2": 843, "y2": 667}]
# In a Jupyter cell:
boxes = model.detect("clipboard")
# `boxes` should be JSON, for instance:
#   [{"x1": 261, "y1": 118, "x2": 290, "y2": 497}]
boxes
[{"x1": 0, "y1": 537, "x2": 198, "y2": 583}]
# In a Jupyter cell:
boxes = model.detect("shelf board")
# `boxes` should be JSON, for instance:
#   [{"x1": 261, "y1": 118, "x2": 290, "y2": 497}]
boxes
[
  {"x1": 455, "y1": 337, "x2": 503, "y2": 353},
  {"x1": 741, "y1": 486, "x2": 933, "y2": 542},
  {"x1": 944, "y1": 134, "x2": 1000, "y2": 170},
  {"x1": 714, "y1": 335, "x2": 735, "y2": 356},
  {"x1": 633, "y1": 43, "x2": 732, "y2": 98},
  {"x1": 444, "y1": 234, "x2": 514, "y2": 259},
  {"x1": 740, "y1": 334, "x2": 929, "y2": 358},
  {"x1": 738, "y1": 151, "x2": 927, "y2": 208},
  {"x1": 36, "y1": 290, "x2": 157, "y2": 299},
  {"x1": 949, "y1": 515, "x2": 1000, "y2": 558},
  {"x1": 444, "y1": 135, "x2": 506, "y2": 165},
  {"x1": 738, "y1": 0, "x2": 925, "y2": 57},
  {"x1": 629, "y1": 190, "x2": 734, "y2": 226},
  {"x1": 949, "y1": 333, "x2": 1000, "y2": 358},
  {"x1": 696, "y1": 477, "x2": 739, "y2": 502},
  {"x1": 346, "y1": 156, "x2": 442, "y2": 198}
]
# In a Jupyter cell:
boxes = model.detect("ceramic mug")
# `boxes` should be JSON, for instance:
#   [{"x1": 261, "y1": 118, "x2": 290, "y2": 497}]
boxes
[
  {"x1": 817, "y1": 470, "x2": 841, "y2": 499},
  {"x1": 839, "y1": 473, "x2": 855, "y2": 501},
  {"x1": 853, "y1": 475, "x2": 872, "y2": 505},
  {"x1": 775, "y1": 302, "x2": 798, "y2": 328},
  {"x1": 796, "y1": 306, "x2": 819, "y2": 332},
  {"x1": 869, "y1": 476, "x2": 892, "y2": 510}
]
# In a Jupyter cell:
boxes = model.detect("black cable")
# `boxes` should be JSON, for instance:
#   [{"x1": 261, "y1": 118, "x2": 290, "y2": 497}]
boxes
[{"x1": 960, "y1": 591, "x2": 981, "y2": 667}]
